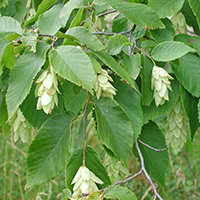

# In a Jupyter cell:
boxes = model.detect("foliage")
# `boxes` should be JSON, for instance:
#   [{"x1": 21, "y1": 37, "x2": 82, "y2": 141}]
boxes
[{"x1": 0, "y1": 0, "x2": 200, "y2": 199}]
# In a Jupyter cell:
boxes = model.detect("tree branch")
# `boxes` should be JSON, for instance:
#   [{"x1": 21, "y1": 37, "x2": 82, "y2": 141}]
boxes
[
  {"x1": 97, "y1": 9, "x2": 116, "y2": 18},
  {"x1": 138, "y1": 139, "x2": 166, "y2": 152},
  {"x1": 135, "y1": 141, "x2": 163, "y2": 200}
]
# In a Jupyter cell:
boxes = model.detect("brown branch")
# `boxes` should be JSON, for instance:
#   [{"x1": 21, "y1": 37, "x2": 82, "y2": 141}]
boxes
[
  {"x1": 135, "y1": 141, "x2": 163, "y2": 200},
  {"x1": 127, "y1": 24, "x2": 136, "y2": 55},
  {"x1": 86, "y1": 9, "x2": 100, "y2": 33},
  {"x1": 82, "y1": 92, "x2": 90, "y2": 166}
]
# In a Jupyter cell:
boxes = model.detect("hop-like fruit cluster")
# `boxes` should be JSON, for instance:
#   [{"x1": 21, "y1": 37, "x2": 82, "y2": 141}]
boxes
[
  {"x1": 71, "y1": 165, "x2": 103, "y2": 198},
  {"x1": 105, "y1": 155, "x2": 129, "y2": 183},
  {"x1": 35, "y1": 66, "x2": 60, "y2": 114},
  {"x1": 171, "y1": 12, "x2": 187, "y2": 35},
  {"x1": 165, "y1": 98, "x2": 188, "y2": 151},
  {"x1": 8, "y1": 108, "x2": 32, "y2": 143},
  {"x1": 151, "y1": 66, "x2": 173, "y2": 107},
  {"x1": 94, "y1": 69, "x2": 116, "y2": 100}
]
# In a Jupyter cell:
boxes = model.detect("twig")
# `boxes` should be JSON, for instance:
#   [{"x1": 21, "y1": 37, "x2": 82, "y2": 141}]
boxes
[
  {"x1": 97, "y1": 10, "x2": 116, "y2": 18},
  {"x1": 38, "y1": 34, "x2": 54, "y2": 38},
  {"x1": 182, "y1": 148, "x2": 196, "y2": 179},
  {"x1": 82, "y1": 92, "x2": 90, "y2": 166},
  {"x1": 80, "y1": 170, "x2": 143, "y2": 197},
  {"x1": 135, "y1": 141, "x2": 163, "y2": 200},
  {"x1": 138, "y1": 139, "x2": 166, "y2": 152},
  {"x1": 86, "y1": 9, "x2": 100, "y2": 33},
  {"x1": 127, "y1": 24, "x2": 136, "y2": 55},
  {"x1": 92, "y1": 26, "x2": 137, "y2": 36},
  {"x1": 135, "y1": 45, "x2": 156, "y2": 66}
]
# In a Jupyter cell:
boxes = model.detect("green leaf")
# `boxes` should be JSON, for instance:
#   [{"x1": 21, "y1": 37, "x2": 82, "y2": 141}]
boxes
[
  {"x1": 60, "y1": 0, "x2": 89, "y2": 18},
  {"x1": 107, "y1": 34, "x2": 130, "y2": 55},
  {"x1": 104, "y1": 0, "x2": 164, "y2": 29},
  {"x1": 151, "y1": 41, "x2": 195, "y2": 62},
  {"x1": 0, "y1": 94, "x2": 10, "y2": 136},
  {"x1": 6, "y1": 42, "x2": 49, "y2": 118},
  {"x1": 21, "y1": 30, "x2": 38, "y2": 53},
  {"x1": 93, "y1": 50, "x2": 138, "y2": 91},
  {"x1": 198, "y1": 99, "x2": 200, "y2": 123},
  {"x1": 38, "y1": 4, "x2": 68, "y2": 35},
  {"x1": 88, "y1": 191, "x2": 102, "y2": 200},
  {"x1": 66, "y1": 145, "x2": 111, "y2": 191},
  {"x1": 0, "y1": 38, "x2": 9, "y2": 72},
  {"x1": 92, "y1": 97, "x2": 133, "y2": 164},
  {"x1": 115, "y1": 78, "x2": 143, "y2": 140},
  {"x1": 141, "y1": 55, "x2": 153, "y2": 106},
  {"x1": 112, "y1": 14, "x2": 128, "y2": 33},
  {"x1": 25, "y1": 0, "x2": 57, "y2": 26},
  {"x1": 135, "y1": 121, "x2": 169, "y2": 187},
  {"x1": 14, "y1": 0, "x2": 29, "y2": 23},
  {"x1": 0, "y1": 16, "x2": 23, "y2": 35},
  {"x1": 180, "y1": 86, "x2": 199, "y2": 140},
  {"x1": 188, "y1": 0, "x2": 200, "y2": 29},
  {"x1": 182, "y1": 0, "x2": 200, "y2": 35},
  {"x1": 62, "y1": 80, "x2": 87, "y2": 114},
  {"x1": 0, "y1": 42, "x2": 15, "y2": 69},
  {"x1": 49, "y1": 46, "x2": 95, "y2": 94},
  {"x1": 20, "y1": 82, "x2": 63, "y2": 128},
  {"x1": 150, "y1": 18, "x2": 174, "y2": 43},
  {"x1": 122, "y1": 53, "x2": 141, "y2": 80},
  {"x1": 171, "y1": 53, "x2": 200, "y2": 96},
  {"x1": 26, "y1": 112, "x2": 75, "y2": 188},
  {"x1": 175, "y1": 34, "x2": 200, "y2": 56},
  {"x1": 104, "y1": 185, "x2": 137, "y2": 200},
  {"x1": 65, "y1": 27, "x2": 105, "y2": 51},
  {"x1": 142, "y1": 80, "x2": 180, "y2": 123},
  {"x1": 148, "y1": 0, "x2": 185, "y2": 18}
]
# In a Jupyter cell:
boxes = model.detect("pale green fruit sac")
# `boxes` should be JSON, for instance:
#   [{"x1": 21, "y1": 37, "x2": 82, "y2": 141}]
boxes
[
  {"x1": 71, "y1": 166, "x2": 103, "y2": 198},
  {"x1": 165, "y1": 98, "x2": 188, "y2": 151},
  {"x1": 8, "y1": 108, "x2": 32, "y2": 143},
  {"x1": 151, "y1": 66, "x2": 173, "y2": 107},
  {"x1": 94, "y1": 69, "x2": 116, "y2": 100},
  {"x1": 35, "y1": 66, "x2": 59, "y2": 114}
]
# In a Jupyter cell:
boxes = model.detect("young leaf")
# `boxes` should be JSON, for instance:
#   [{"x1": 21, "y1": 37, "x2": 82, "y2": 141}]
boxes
[
  {"x1": 188, "y1": 0, "x2": 200, "y2": 29},
  {"x1": 6, "y1": 42, "x2": 49, "y2": 118},
  {"x1": 62, "y1": 80, "x2": 87, "y2": 114},
  {"x1": 26, "y1": 112, "x2": 75, "y2": 188},
  {"x1": 112, "y1": 14, "x2": 128, "y2": 33},
  {"x1": 107, "y1": 34, "x2": 130, "y2": 55},
  {"x1": 148, "y1": 0, "x2": 185, "y2": 18},
  {"x1": 21, "y1": 30, "x2": 38, "y2": 53},
  {"x1": 65, "y1": 27, "x2": 105, "y2": 51},
  {"x1": 38, "y1": 4, "x2": 68, "y2": 35},
  {"x1": 49, "y1": 46, "x2": 95, "y2": 94},
  {"x1": 171, "y1": 53, "x2": 200, "y2": 96},
  {"x1": 180, "y1": 86, "x2": 200, "y2": 140},
  {"x1": 93, "y1": 50, "x2": 138, "y2": 92},
  {"x1": 134, "y1": 121, "x2": 169, "y2": 187},
  {"x1": 1, "y1": 42, "x2": 15, "y2": 69},
  {"x1": 25, "y1": 0, "x2": 57, "y2": 25},
  {"x1": 122, "y1": 53, "x2": 141, "y2": 80},
  {"x1": 92, "y1": 97, "x2": 133, "y2": 164},
  {"x1": 115, "y1": 78, "x2": 143, "y2": 141},
  {"x1": 143, "y1": 80, "x2": 180, "y2": 123},
  {"x1": 66, "y1": 145, "x2": 111, "y2": 191},
  {"x1": 103, "y1": 0, "x2": 165, "y2": 29},
  {"x1": 104, "y1": 185, "x2": 137, "y2": 200},
  {"x1": 151, "y1": 41, "x2": 195, "y2": 61},
  {"x1": 0, "y1": 16, "x2": 23, "y2": 35}
]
